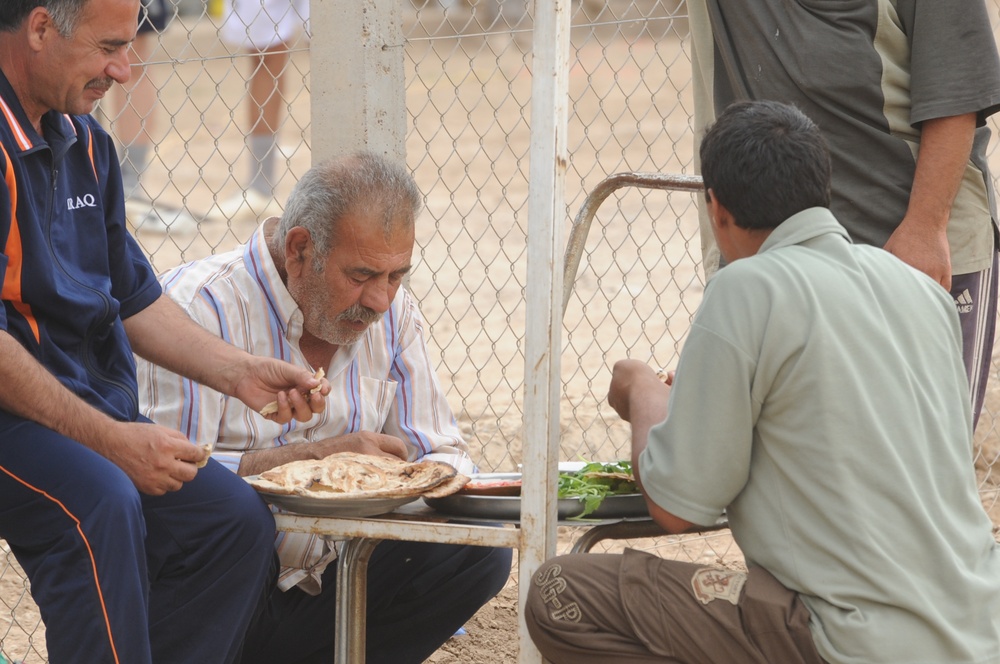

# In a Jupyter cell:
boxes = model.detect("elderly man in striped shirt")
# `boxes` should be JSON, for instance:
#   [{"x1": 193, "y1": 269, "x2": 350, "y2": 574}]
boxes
[{"x1": 137, "y1": 152, "x2": 512, "y2": 664}]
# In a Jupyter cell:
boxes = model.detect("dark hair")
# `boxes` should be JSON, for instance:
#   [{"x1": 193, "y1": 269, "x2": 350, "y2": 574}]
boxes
[
  {"x1": 699, "y1": 100, "x2": 832, "y2": 230},
  {"x1": 270, "y1": 152, "x2": 422, "y2": 263},
  {"x1": 0, "y1": 0, "x2": 87, "y2": 35}
]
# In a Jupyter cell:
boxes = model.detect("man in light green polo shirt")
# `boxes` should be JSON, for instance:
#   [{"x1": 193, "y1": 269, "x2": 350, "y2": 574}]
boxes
[{"x1": 524, "y1": 100, "x2": 1000, "y2": 664}]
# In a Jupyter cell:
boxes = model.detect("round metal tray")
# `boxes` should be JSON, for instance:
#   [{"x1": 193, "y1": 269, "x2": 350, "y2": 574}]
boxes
[
  {"x1": 424, "y1": 492, "x2": 648, "y2": 521},
  {"x1": 259, "y1": 492, "x2": 419, "y2": 517},
  {"x1": 245, "y1": 476, "x2": 420, "y2": 517}
]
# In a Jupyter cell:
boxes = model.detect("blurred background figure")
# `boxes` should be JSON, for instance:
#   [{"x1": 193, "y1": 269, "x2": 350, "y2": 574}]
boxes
[
  {"x1": 217, "y1": 0, "x2": 309, "y2": 222},
  {"x1": 110, "y1": 0, "x2": 199, "y2": 234}
]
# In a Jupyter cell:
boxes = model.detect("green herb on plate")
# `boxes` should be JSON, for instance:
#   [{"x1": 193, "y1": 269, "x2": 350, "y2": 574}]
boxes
[{"x1": 557, "y1": 460, "x2": 638, "y2": 519}]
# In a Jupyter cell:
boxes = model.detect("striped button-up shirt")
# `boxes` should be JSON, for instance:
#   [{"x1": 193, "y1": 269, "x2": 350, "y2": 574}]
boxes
[{"x1": 136, "y1": 221, "x2": 474, "y2": 593}]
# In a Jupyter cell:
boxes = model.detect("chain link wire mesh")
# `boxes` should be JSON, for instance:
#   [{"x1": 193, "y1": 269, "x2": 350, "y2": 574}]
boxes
[{"x1": 2, "y1": 0, "x2": 999, "y2": 659}]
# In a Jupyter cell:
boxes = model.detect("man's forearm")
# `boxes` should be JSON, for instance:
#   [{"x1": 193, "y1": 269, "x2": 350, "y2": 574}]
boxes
[
  {"x1": 236, "y1": 446, "x2": 309, "y2": 477},
  {"x1": 627, "y1": 396, "x2": 669, "y2": 481},
  {"x1": 235, "y1": 432, "x2": 411, "y2": 477},
  {"x1": 628, "y1": 406, "x2": 696, "y2": 534},
  {"x1": 0, "y1": 331, "x2": 117, "y2": 451},
  {"x1": 124, "y1": 294, "x2": 251, "y2": 397},
  {"x1": 906, "y1": 113, "x2": 976, "y2": 232},
  {"x1": 884, "y1": 113, "x2": 976, "y2": 286}
]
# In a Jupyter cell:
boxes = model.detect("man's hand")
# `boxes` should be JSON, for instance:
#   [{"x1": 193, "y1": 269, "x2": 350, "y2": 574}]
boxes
[
  {"x1": 609, "y1": 359, "x2": 680, "y2": 531},
  {"x1": 126, "y1": 296, "x2": 329, "y2": 422},
  {"x1": 102, "y1": 421, "x2": 208, "y2": 495},
  {"x1": 311, "y1": 432, "x2": 409, "y2": 461},
  {"x1": 608, "y1": 359, "x2": 670, "y2": 423},
  {"x1": 232, "y1": 358, "x2": 330, "y2": 423},
  {"x1": 883, "y1": 221, "x2": 951, "y2": 289},
  {"x1": 884, "y1": 112, "x2": 977, "y2": 291},
  {"x1": 237, "y1": 431, "x2": 409, "y2": 476}
]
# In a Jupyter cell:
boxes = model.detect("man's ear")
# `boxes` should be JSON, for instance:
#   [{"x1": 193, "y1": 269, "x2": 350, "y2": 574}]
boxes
[
  {"x1": 284, "y1": 227, "x2": 313, "y2": 277},
  {"x1": 706, "y1": 188, "x2": 727, "y2": 229},
  {"x1": 708, "y1": 189, "x2": 738, "y2": 230},
  {"x1": 26, "y1": 7, "x2": 57, "y2": 52}
]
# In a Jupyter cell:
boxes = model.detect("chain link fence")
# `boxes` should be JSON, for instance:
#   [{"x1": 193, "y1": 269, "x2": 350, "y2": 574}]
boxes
[{"x1": 1, "y1": 0, "x2": 999, "y2": 659}]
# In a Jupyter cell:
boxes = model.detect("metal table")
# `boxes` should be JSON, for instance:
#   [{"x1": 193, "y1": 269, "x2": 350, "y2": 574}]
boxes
[
  {"x1": 274, "y1": 502, "x2": 517, "y2": 664},
  {"x1": 273, "y1": 501, "x2": 697, "y2": 664}
]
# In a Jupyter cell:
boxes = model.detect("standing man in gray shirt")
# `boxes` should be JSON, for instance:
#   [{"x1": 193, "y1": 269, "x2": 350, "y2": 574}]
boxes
[{"x1": 688, "y1": 0, "x2": 1000, "y2": 426}]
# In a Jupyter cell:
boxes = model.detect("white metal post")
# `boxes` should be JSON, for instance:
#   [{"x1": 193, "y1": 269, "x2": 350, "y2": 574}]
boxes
[{"x1": 519, "y1": 0, "x2": 571, "y2": 662}]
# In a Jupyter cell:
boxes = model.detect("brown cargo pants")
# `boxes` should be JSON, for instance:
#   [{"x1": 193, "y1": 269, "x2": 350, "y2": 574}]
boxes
[{"x1": 525, "y1": 550, "x2": 827, "y2": 663}]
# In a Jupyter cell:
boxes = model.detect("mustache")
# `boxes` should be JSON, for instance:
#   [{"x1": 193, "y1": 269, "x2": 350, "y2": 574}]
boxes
[
  {"x1": 336, "y1": 303, "x2": 382, "y2": 326},
  {"x1": 85, "y1": 77, "x2": 114, "y2": 92}
]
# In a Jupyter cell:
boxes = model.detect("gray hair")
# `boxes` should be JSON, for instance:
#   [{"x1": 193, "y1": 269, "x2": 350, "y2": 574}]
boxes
[
  {"x1": 0, "y1": 0, "x2": 88, "y2": 35},
  {"x1": 270, "y1": 152, "x2": 422, "y2": 262}
]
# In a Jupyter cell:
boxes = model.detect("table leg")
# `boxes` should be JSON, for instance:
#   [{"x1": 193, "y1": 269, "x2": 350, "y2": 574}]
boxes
[{"x1": 335, "y1": 537, "x2": 382, "y2": 664}]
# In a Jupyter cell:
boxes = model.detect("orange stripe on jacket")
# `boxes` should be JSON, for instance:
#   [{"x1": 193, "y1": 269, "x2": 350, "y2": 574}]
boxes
[
  {"x1": 0, "y1": 464, "x2": 122, "y2": 664},
  {"x1": 0, "y1": 97, "x2": 32, "y2": 150},
  {"x1": 0, "y1": 145, "x2": 39, "y2": 343},
  {"x1": 83, "y1": 124, "x2": 98, "y2": 181}
]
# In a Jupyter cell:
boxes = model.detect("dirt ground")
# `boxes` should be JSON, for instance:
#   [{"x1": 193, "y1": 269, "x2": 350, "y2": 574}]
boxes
[{"x1": 2, "y1": 1, "x2": 1000, "y2": 662}]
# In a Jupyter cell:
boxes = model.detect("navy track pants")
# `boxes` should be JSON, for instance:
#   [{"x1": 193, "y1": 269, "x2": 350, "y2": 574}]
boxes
[
  {"x1": 0, "y1": 416, "x2": 276, "y2": 663},
  {"x1": 241, "y1": 538, "x2": 513, "y2": 664}
]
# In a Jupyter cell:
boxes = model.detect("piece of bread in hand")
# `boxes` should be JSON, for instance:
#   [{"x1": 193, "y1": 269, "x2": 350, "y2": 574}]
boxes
[{"x1": 260, "y1": 367, "x2": 326, "y2": 417}]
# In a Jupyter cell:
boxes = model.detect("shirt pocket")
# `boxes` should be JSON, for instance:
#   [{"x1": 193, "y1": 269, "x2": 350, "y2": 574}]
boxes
[{"x1": 357, "y1": 376, "x2": 397, "y2": 432}]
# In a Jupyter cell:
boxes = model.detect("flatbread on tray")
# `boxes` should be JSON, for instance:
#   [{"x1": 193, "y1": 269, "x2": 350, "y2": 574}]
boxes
[
  {"x1": 247, "y1": 451, "x2": 469, "y2": 500},
  {"x1": 580, "y1": 471, "x2": 633, "y2": 482}
]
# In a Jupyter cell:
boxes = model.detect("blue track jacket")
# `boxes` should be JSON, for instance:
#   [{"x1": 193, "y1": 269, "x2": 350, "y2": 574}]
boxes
[{"x1": 0, "y1": 70, "x2": 161, "y2": 423}]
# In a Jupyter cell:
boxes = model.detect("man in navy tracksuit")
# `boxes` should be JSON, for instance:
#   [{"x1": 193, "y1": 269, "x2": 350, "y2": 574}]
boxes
[{"x1": 0, "y1": 1, "x2": 330, "y2": 661}]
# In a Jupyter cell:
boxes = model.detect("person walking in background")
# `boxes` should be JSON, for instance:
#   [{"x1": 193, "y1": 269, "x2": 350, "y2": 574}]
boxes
[
  {"x1": 687, "y1": 0, "x2": 1000, "y2": 427},
  {"x1": 110, "y1": 0, "x2": 199, "y2": 233},
  {"x1": 216, "y1": 0, "x2": 308, "y2": 221}
]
